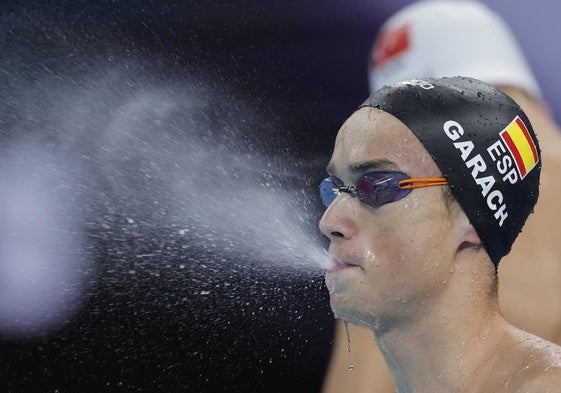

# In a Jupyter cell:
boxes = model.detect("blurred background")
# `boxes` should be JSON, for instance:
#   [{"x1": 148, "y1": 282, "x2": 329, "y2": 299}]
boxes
[{"x1": 1, "y1": 1, "x2": 559, "y2": 392}]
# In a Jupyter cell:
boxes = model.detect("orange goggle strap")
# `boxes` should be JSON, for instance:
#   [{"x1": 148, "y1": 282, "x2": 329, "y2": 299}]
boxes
[{"x1": 398, "y1": 177, "x2": 448, "y2": 190}]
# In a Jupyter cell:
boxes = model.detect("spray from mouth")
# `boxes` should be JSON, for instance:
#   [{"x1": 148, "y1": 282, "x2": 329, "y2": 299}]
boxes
[
  {"x1": 81, "y1": 77, "x2": 334, "y2": 273},
  {"x1": 0, "y1": 20, "x2": 333, "y2": 337}
]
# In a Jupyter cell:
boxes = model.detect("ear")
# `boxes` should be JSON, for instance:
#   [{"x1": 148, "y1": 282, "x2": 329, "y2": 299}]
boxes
[{"x1": 453, "y1": 207, "x2": 483, "y2": 254}]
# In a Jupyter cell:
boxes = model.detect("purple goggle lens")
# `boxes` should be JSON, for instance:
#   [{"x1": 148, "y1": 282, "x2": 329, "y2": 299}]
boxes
[{"x1": 319, "y1": 171, "x2": 447, "y2": 208}]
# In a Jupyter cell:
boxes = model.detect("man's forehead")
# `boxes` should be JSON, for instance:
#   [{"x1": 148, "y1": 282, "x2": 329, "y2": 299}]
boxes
[
  {"x1": 330, "y1": 108, "x2": 437, "y2": 178},
  {"x1": 326, "y1": 159, "x2": 399, "y2": 176},
  {"x1": 333, "y1": 109, "x2": 413, "y2": 158},
  {"x1": 337, "y1": 108, "x2": 410, "y2": 142}
]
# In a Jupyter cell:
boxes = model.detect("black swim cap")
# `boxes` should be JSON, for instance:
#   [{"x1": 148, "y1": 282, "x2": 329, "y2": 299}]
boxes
[{"x1": 360, "y1": 76, "x2": 541, "y2": 266}]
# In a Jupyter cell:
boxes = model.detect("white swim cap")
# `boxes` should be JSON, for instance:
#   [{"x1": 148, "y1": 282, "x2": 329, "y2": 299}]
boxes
[{"x1": 368, "y1": 0, "x2": 542, "y2": 99}]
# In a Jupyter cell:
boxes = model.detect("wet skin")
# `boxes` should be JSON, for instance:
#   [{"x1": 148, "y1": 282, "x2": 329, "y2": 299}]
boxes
[
  {"x1": 319, "y1": 107, "x2": 463, "y2": 333},
  {"x1": 318, "y1": 106, "x2": 561, "y2": 392}
]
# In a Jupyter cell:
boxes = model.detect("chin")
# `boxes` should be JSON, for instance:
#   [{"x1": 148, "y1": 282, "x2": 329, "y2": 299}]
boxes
[
  {"x1": 329, "y1": 293, "x2": 382, "y2": 330},
  {"x1": 329, "y1": 298, "x2": 370, "y2": 329},
  {"x1": 333, "y1": 309, "x2": 373, "y2": 330}
]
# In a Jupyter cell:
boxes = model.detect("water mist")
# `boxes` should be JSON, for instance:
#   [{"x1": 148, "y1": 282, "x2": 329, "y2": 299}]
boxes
[{"x1": 0, "y1": 35, "x2": 333, "y2": 337}]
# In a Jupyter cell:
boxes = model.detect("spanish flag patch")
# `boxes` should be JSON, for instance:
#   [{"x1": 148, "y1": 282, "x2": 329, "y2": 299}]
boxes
[{"x1": 500, "y1": 116, "x2": 539, "y2": 179}]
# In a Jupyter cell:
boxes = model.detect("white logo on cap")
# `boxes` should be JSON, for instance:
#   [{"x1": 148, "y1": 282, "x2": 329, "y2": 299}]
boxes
[
  {"x1": 401, "y1": 79, "x2": 435, "y2": 90},
  {"x1": 443, "y1": 120, "x2": 508, "y2": 227}
]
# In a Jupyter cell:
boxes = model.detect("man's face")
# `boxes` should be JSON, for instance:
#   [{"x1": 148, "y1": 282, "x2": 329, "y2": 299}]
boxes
[{"x1": 319, "y1": 108, "x2": 461, "y2": 332}]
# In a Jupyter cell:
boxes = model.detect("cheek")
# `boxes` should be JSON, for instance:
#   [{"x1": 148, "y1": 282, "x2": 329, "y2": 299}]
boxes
[
  {"x1": 358, "y1": 216, "x2": 411, "y2": 276},
  {"x1": 361, "y1": 200, "x2": 453, "y2": 273},
  {"x1": 404, "y1": 208, "x2": 456, "y2": 274}
]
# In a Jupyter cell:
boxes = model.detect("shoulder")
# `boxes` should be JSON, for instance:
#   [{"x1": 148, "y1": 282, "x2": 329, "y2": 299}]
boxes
[
  {"x1": 499, "y1": 328, "x2": 561, "y2": 392},
  {"x1": 512, "y1": 343, "x2": 561, "y2": 393},
  {"x1": 515, "y1": 365, "x2": 561, "y2": 393}
]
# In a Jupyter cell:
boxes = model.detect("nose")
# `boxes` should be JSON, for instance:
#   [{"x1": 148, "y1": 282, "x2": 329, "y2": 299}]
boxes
[{"x1": 319, "y1": 195, "x2": 357, "y2": 241}]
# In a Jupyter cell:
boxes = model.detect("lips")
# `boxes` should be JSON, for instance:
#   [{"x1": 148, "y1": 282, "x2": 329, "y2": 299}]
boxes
[{"x1": 326, "y1": 255, "x2": 360, "y2": 272}]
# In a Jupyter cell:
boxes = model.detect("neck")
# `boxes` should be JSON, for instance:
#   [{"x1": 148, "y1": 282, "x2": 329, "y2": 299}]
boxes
[{"x1": 373, "y1": 262, "x2": 509, "y2": 393}]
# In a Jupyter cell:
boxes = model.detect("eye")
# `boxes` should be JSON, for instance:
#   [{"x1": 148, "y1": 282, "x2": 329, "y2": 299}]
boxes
[
  {"x1": 355, "y1": 176, "x2": 379, "y2": 206},
  {"x1": 355, "y1": 171, "x2": 409, "y2": 207},
  {"x1": 319, "y1": 176, "x2": 343, "y2": 207}
]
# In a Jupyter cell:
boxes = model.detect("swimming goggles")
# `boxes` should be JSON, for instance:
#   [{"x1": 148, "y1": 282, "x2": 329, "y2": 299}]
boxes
[{"x1": 319, "y1": 171, "x2": 448, "y2": 208}]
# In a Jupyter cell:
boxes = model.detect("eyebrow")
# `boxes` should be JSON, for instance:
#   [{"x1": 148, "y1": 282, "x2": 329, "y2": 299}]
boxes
[{"x1": 326, "y1": 159, "x2": 400, "y2": 176}]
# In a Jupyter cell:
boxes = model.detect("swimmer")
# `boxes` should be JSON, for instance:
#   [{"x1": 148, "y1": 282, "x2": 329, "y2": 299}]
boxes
[
  {"x1": 322, "y1": 2, "x2": 561, "y2": 392},
  {"x1": 319, "y1": 76, "x2": 561, "y2": 392}
]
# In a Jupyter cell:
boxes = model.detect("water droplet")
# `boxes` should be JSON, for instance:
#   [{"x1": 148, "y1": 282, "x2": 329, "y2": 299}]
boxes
[{"x1": 343, "y1": 320, "x2": 355, "y2": 371}]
